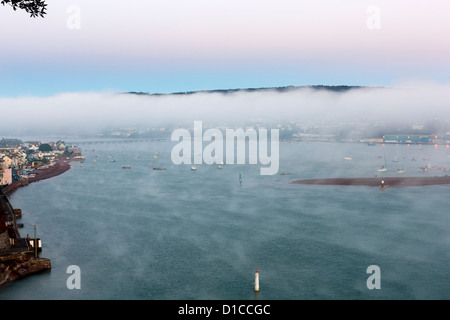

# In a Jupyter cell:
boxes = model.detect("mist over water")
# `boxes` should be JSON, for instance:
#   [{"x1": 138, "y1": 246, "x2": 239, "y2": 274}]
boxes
[
  {"x1": 0, "y1": 140, "x2": 449, "y2": 299},
  {"x1": 1, "y1": 83, "x2": 449, "y2": 299}
]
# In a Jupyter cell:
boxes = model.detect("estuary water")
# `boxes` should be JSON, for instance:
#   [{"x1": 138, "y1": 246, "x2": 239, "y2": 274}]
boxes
[{"x1": 1, "y1": 140, "x2": 449, "y2": 300}]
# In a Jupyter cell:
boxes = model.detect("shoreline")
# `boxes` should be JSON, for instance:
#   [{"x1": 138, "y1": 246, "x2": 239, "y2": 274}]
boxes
[
  {"x1": 0, "y1": 159, "x2": 70, "y2": 288},
  {"x1": 27, "y1": 159, "x2": 72, "y2": 183},
  {"x1": 290, "y1": 176, "x2": 450, "y2": 187},
  {"x1": 0, "y1": 252, "x2": 51, "y2": 288},
  {"x1": 2, "y1": 159, "x2": 72, "y2": 196}
]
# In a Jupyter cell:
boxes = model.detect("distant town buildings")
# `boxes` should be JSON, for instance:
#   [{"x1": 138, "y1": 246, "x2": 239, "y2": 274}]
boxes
[
  {"x1": 99, "y1": 118, "x2": 450, "y2": 145},
  {"x1": 0, "y1": 139, "x2": 71, "y2": 188},
  {"x1": 382, "y1": 134, "x2": 449, "y2": 144}
]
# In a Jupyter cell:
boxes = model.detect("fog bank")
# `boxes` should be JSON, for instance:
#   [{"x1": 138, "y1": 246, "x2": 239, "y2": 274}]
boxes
[{"x1": 1, "y1": 82, "x2": 449, "y2": 136}]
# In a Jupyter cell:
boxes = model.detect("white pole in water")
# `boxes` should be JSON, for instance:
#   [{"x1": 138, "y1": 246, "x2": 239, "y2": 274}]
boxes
[{"x1": 255, "y1": 269, "x2": 260, "y2": 292}]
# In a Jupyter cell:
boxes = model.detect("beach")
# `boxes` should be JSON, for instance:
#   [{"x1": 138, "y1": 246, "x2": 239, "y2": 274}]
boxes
[
  {"x1": 290, "y1": 176, "x2": 450, "y2": 187},
  {"x1": 27, "y1": 159, "x2": 72, "y2": 183},
  {"x1": 2, "y1": 159, "x2": 72, "y2": 196}
]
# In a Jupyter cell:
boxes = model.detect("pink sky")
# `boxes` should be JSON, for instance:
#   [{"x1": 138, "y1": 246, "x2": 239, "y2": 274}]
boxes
[{"x1": 0, "y1": 0, "x2": 449, "y2": 96}]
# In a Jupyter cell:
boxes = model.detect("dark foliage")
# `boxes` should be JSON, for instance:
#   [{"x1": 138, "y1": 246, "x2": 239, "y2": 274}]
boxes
[
  {"x1": 38, "y1": 143, "x2": 52, "y2": 152},
  {"x1": 1, "y1": 0, "x2": 47, "y2": 17}
]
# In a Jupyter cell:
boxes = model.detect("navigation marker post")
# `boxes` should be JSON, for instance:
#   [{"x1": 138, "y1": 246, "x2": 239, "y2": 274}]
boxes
[{"x1": 255, "y1": 269, "x2": 260, "y2": 292}]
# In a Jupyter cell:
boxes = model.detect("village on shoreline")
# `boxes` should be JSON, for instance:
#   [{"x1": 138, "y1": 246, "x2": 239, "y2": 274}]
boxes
[{"x1": 0, "y1": 138, "x2": 83, "y2": 194}]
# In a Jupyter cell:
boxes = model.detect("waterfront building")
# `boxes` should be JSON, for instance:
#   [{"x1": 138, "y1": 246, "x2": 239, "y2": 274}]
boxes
[{"x1": 382, "y1": 134, "x2": 444, "y2": 144}]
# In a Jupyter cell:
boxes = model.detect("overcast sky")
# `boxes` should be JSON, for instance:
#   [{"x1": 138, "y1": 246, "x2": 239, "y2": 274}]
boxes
[{"x1": 0, "y1": 0, "x2": 449, "y2": 97}]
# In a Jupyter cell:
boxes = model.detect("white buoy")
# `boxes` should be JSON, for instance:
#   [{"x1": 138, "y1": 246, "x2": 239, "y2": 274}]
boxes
[{"x1": 255, "y1": 269, "x2": 260, "y2": 292}]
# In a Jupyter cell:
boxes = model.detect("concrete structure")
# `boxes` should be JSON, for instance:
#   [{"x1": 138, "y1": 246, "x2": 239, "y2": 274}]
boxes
[{"x1": 0, "y1": 252, "x2": 51, "y2": 287}]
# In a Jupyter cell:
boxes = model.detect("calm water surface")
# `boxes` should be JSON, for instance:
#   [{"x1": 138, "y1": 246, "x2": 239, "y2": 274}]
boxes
[{"x1": 1, "y1": 140, "x2": 449, "y2": 299}]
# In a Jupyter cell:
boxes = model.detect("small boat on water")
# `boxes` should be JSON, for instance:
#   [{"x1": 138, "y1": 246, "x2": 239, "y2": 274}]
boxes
[
  {"x1": 191, "y1": 166, "x2": 197, "y2": 171},
  {"x1": 122, "y1": 165, "x2": 132, "y2": 169},
  {"x1": 344, "y1": 157, "x2": 352, "y2": 160},
  {"x1": 217, "y1": 165, "x2": 223, "y2": 169},
  {"x1": 153, "y1": 167, "x2": 166, "y2": 170},
  {"x1": 397, "y1": 168, "x2": 406, "y2": 174}
]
